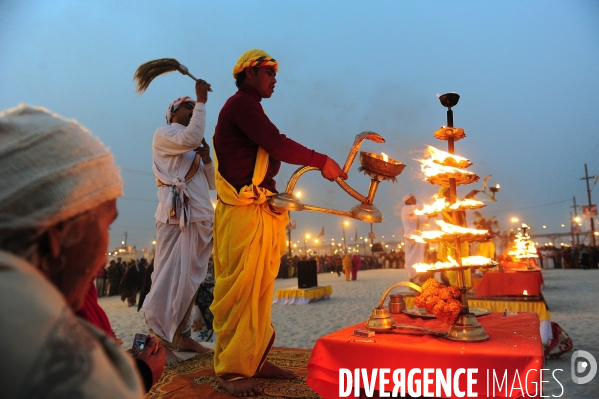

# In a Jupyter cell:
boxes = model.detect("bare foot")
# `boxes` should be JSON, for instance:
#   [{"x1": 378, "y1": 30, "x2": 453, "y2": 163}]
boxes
[
  {"x1": 254, "y1": 360, "x2": 297, "y2": 379},
  {"x1": 217, "y1": 377, "x2": 262, "y2": 397},
  {"x1": 177, "y1": 336, "x2": 210, "y2": 353},
  {"x1": 165, "y1": 349, "x2": 183, "y2": 366}
]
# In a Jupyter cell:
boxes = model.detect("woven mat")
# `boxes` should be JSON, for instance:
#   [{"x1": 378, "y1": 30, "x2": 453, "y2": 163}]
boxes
[{"x1": 146, "y1": 348, "x2": 322, "y2": 398}]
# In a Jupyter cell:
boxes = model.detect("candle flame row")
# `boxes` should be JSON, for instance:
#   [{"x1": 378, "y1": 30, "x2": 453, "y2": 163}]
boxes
[
  {"x1": 424, "y1": 146, "x2": 472, "y2": 169},
  {"x1": 408, "y1": 220, "x2": 489, "y2": 244},
  {"x1": 413, "y1": 255, "x2": 497, "y2": 272},
  {"x1": 414, "y1": 197, "x2": 485, "y2": 216}
]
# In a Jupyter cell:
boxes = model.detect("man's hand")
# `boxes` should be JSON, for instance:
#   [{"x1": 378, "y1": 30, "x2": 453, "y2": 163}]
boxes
[
  {"x1": 195, "y1": 79, "x2": 211, "y2": 104},
  {"x1": 321, "y1": 156, "x2": 348, "y2": 181},
  {"x1": 194, "y1": 138, "x2": 212, "y2": 164},
  {"x1": 136, "y1": 337, "x2": 166, "y2": 386}
]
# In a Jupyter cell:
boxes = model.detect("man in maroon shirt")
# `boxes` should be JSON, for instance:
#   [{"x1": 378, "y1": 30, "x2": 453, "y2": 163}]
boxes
[{"x1": 212, "y1": 49, "x2": 347, "y2": 397}]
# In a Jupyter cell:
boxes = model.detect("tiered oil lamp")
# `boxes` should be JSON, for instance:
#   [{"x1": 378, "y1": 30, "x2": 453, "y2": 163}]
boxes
[
  {"x1": 366, "y1": 93, "x2": 497, "y2": 341},
  {"x1": 270, "y1": 131, "x2": 405, "y2": 223}
]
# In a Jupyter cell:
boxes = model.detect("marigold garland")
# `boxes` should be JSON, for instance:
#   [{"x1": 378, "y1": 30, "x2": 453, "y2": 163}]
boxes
[{"x1": 414, "y1": 278, "x2": 463, "y2": 324}]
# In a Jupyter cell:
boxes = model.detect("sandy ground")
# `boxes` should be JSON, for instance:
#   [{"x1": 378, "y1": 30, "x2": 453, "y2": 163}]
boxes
[{"x1": 100, "y1": 268, "x2": 599, "y2": 398}]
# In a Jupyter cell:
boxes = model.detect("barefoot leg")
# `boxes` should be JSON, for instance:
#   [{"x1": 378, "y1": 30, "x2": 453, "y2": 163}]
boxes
[
  {"x1": 165, "y1": 349, "x2": 183, "y2": 366},
  {"x1": 254, "y1": 360, "x2": 297, "y2": 379},
  {"x1": 217, "y1": 377, "x2": 262, "y2": 397},
  {"x1": 177, "y1": 336, "x2": 210, "y2": 353}
]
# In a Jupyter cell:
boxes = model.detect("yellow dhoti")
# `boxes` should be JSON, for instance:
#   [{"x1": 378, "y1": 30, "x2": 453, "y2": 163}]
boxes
[
  {"x1": 211, "y1": 147, "x2": 289, "y2": 380},
  {"x1": 477, "y1": 241, "x2": 495, "y2": 259}
]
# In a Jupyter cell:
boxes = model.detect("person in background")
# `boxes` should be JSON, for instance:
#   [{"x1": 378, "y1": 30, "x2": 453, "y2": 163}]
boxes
[
  {"x1": 401, "y1": 193, "x2": 426, "y2": 283},
  {"x1": 107, "y1": 258, "x2": 121, "y2": 296},
  {"x1": 342, "y1": 253, "x2": 353, "y2": 281},
  {"x1": 95, "y1": 263, "x2": 106, "y2": 297},
  {"x1": 351, "y1": 254, "x2": 361, "y2": 281},
  {"x1": 138, "y1": 258, "x2": 154, "y2": 312},
  {"x1": 0, "y1": 104, "x2": 164, "y2": 398},
  {"x1": 120, "y1": 259, "x2": 141, "y2": 307}
]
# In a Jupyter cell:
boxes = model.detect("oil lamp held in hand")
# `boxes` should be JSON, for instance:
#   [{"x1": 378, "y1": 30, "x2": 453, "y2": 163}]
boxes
[{"x1": 270, "y1": 131, "x2": 405, "y2": 223}]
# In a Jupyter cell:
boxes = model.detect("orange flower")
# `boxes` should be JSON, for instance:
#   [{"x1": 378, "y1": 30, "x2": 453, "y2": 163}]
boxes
[{"x1": 414, "y1": 278, "x2": 463, "y2": 324}]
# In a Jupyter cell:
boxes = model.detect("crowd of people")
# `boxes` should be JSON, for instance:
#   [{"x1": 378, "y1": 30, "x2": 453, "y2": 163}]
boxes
[
  {"x1": 537, "y1": 244, "x2": 599, "y2": 270},
  {"x1": 95, "y1": 257, "x2": 154, "y2": 307},
  {"x1": 277, "y1": 249, "x2": 407, "y2": 280}
]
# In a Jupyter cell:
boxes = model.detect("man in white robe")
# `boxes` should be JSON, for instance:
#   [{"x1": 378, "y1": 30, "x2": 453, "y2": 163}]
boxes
[
  {"x1": 143, "y1": 79, "x2": 215, "y2": 364},
  {"x1": 401, "y1": 193, "x2": 426, "y2": 282}
]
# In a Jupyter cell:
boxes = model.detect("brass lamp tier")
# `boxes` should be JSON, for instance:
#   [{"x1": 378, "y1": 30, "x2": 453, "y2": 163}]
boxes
[
  {"x1": 358, "y1": 151, "x2": 406, "y2": 182},
  {"x1": 425, "y1": 173, "x2": 480, "y2": 187},
  {"x1": 414, "y1": 232, "x2": 491, "y2": 244},
  {"x1": 434, "y1": 126, "x2": 466, "y2": 141},
  {"x1": 415, "y1": 262, "x2": 497, "y2": 273}
]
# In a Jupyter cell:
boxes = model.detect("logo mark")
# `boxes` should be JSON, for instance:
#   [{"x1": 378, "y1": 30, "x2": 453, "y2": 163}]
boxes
[{"x1": 571, "y1": 350, "x2": 597, "y2": 384}]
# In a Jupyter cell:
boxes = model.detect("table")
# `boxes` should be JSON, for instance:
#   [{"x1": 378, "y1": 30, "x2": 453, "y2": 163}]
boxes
[
  {"x1": 307, "y1": 313, "x2": 544, "y2": 399},
  {"x1": 273, "y1": 285, "x2": 332, "y2": 305},
  {"x1": 476, "y1": 271, "x2": 544, "y2": 297},
  {"x1": 403, "y1": 294, "x2": 552, "y2": 344}
]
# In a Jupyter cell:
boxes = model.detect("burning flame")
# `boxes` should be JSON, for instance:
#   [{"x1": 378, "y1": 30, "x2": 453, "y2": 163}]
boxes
[
  {"x1": 413, "y1": 255, "x2": 497, "y2": 272},
  {"x1": 414, "y1": 197, "x2": 447, "y2": 216},
  {"x1": 461, "y1": 256, "x2": 496, "y2": 266},
  {"x1": 449, "y1": 198, "x2": 485, "y2": 210},
  {"x1": 495, "y1": 184, "x2": 500, "y2": 189},
  {"x1": 414, "y1": 197, "x2": 485, "y2": 216},
  {"x1": 523, "y1": 290, "x2": 528, "y2": 296},
  {"x1": 409, "y1": 220, "x2": 488, "y2": 243},
  {"x1": 409, "y1": 230, "x2": 447, "y2": 244},
  {"x1": 436, "y1": 220, "x2": 488, "y2": 236},
  {"x1": 424, "y1": 146, "x2": 472, "y2": 168},
  {"x1": 413, "y1": 255, "x2": 460, "y2": 272},
  {"x1": 381, "y1": 152, "x2": 389, "y2": 162},
  {"x1": 419, "y1": 158, "x2": 476, "y2": 180}
]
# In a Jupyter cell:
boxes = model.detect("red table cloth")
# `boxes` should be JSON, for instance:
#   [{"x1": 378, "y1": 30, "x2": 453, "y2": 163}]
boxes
[
  {"x1": 476, "y1": 271, "x2": 544, "y2": 297},
  {"x1": 307, "y1": 312, "x2": 544, "y2": 399}
]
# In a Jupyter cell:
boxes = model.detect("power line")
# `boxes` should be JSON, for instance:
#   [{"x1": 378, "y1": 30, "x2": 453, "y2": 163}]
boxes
[{"x1": 493, "y1": 199, "x2": 571, "y2": 214}]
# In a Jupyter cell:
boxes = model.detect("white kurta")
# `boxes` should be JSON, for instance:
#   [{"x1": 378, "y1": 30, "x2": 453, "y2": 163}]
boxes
[
  {"x1": 0, "y1": 250, "x2": 144, "y2": 399},
  {"x1": 401, "y1": 204, "x2": 426, "y2": 279},
  {"x1": 143, "y1": 102, "x2": 216, "y2": 347}
]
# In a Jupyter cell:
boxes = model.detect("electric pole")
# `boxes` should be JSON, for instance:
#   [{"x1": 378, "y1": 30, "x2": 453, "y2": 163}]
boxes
[
  {"x1": 570, "y1": 211, "x2": 574, "y2": 245},
  {"x1": 572, "y1": 197, "x2": 580, "y2": 245},
  {"x1": 580, "y1": 163, "x2": 596, "y2": 246}
]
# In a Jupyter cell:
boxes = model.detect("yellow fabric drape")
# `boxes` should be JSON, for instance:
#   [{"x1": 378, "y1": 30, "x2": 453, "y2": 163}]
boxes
[
  {"x1": 477, "y1": 241, "x2": 495, "y2": 259},
  {"x1": 404, "y1": 296, "x2": 550, "y2": 321},
  {"x1": 211, "y1": 146, "x2": 289, "y2": 379},
  {"x1": 274, "y1": 286, "x2": 333, "y2": 300}
]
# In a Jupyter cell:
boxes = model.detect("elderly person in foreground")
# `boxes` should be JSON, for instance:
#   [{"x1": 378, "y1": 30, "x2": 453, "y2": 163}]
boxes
[{"x1": 0, "y1": 104, "x2": 164, "y2": 398}]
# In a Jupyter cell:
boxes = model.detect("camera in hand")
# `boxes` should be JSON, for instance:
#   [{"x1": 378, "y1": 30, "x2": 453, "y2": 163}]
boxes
[{"x1": 131, "y1": 333, "x2": 149, "y2": 356}]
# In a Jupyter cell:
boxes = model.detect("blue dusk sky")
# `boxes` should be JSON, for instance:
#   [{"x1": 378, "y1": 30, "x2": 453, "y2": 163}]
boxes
[{"x1": 1, "y1": 1, "x2": 598, "y2": 252}]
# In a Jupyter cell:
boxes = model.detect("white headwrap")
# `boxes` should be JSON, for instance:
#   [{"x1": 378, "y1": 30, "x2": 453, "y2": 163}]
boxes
[
  {"x1": 165, "y1": 96, "x2": 195, "y2": 124},
  {"x1": 403, "y1": 193, "x2": 415, "y2": 203},
  {"x1": 0, "y1": 104, "x2": 123, "y2": 231}
]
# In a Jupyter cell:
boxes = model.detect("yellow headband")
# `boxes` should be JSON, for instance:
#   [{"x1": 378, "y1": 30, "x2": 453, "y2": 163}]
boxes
[{"x1": 232, "y1": 49, "x2": 278, "y2": 78}]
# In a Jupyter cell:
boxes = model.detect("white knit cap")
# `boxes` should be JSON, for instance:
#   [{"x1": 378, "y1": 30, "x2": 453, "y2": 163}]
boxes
[
  {"x1": 0, "y1": 104, "x2": 123, "y2": 231},
  {"x1": 403, "y1": 193, "x2": 415, "y2": 203},
  {"x1": 165, "y1": 96, "x2": 195, "y2": 124}
]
